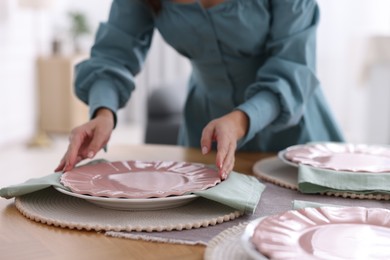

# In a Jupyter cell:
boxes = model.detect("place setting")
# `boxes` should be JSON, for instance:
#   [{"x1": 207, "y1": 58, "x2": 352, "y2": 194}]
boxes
[
  {"x1": 253, "y1": 142, "x2": 390, "y2": 200},
  {"x1": 0, "y1": 158, "x2": 264, "y2": 243},
  {"x1": 204, "y1": 142, "x2": 390, "y2": 260},
  {"x1": 206, "y1": 203, "x2": 390, "y2": 259},
  {"x1": 4, "y1": 142, "x2": 390, "y2": 259}
]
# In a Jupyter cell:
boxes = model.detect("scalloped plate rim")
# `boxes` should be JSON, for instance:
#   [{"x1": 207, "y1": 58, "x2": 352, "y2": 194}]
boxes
[
  {"x1": 60, "y1": 160, "x2": 221, "y2": 199},
  {"x1": 278, "y1": 143, "x2": 390, "y2": 172},
  {"x1": 248, "y1": 207, "x2": 390, "y2": 258},
  {"x1": 241, "y1": 217, "x2": 268, "y2": 260}
]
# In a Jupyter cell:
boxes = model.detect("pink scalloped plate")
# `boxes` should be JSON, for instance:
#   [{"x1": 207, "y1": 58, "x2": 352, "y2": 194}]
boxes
[
  {"x1": 248, "y1": 207, "x2": 390, "y2": 259},
  {"x1": 61, "y1": 160, "x2": 221, "y2": 199},
  {"x1": 282, "y1": 142, "x2": 390, "y2": 172}
]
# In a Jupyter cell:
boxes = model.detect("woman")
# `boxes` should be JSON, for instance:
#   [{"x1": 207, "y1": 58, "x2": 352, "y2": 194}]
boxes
[{"x1": 56, "y1": 0, "x2": 344, "y2": 179}]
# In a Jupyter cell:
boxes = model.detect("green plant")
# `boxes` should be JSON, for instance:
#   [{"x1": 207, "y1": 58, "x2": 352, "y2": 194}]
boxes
[{"x1": 68, "y1": 11, "x2": 91, "y2": 53}]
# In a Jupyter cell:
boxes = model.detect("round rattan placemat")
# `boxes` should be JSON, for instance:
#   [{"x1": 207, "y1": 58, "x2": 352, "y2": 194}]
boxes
[{"x1": 15, "y1": 187, "x2": 243, "y2": 232}]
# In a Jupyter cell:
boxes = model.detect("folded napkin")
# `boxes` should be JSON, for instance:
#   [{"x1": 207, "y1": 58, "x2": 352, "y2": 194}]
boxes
[
  {"x1": 0, "y1": 159, "x2": 105, "y2": 199},
  {"x1": 298, "y1": 164, "x2": 390, "y2": 194},
  {"x1": 292, "y1": 200, "x2": 340, "y2": 210},
  {"x1": 193, "y1": 172, "x2": 263, "y2": 214},
  {"x1": 0, "y1": 161, "x2": 264, "y2": 215},
  {"x1": 0, "y1": 173, "x2": 66, "y2": 199}
]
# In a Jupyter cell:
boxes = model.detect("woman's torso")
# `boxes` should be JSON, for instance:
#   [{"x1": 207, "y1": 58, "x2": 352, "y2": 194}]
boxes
[
  {"x1": 146, "y1": 0, "x2": 343, "y2": 151},
  {"x1": 155, "y1": 0, "x2": 270, "y2": 114}
]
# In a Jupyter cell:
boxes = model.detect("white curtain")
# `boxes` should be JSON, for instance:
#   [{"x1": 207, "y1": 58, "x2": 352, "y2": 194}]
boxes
[{"x1": 316, "y1": 0, "x2": 390, "y2": 143}]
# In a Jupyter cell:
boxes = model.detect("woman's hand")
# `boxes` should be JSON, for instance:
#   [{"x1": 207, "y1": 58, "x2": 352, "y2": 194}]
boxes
[
  {"x1": 201, "y1": 110, "x2": 249, "y2": 180},
  {"x1": 55, "y1": 108, "x2": 115, "y2": 172}
]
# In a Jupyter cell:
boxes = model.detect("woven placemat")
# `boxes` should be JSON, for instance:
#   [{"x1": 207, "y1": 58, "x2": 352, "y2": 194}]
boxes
[
  {"x1": 253, "y1": 157, "x2": 390, "y2": 200},
  {"x1": 15, "y1": 187, "x2": 243, "y2": 232}
]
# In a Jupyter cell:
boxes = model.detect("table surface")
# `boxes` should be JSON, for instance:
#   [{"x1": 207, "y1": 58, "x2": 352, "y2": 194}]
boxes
[{"x1": 0, "y1": 144, "x2": 272, "y2": 260}]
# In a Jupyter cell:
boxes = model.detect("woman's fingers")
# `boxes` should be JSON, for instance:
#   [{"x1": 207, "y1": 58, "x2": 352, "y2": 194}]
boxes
[
  {"x1": 201, "y1": 119, "x2": 236, "y2": 179},
  {"x1": 215, "y1": 134, "x2": 228, "y2": 172},
  {"x1": 202, "y1": 111, "x2": 249, "y2": 179},
  {"x1": 87, "y1": 108, "x2": 115, "y2": 157},
  {"x1": 57, "y1": 124, "x2": 93, "y2": 172},
  {"x1": 223, "y1": 144, "x2": 235, "y2": 178},
  {"x1": 54, "y1": 157, "x2": 66, "y2": 172},
  {"x1": 200, "y1": 123, "x2": 215, "y2": 155},
  {"x1": 63, "y1": 133, "x2": 85, "y2": 172},
  {"x1": 55, "y1": 109, "x2": 115, "y2": 173},
  {"x1": 86, "y1": 126, "x2": 111, "y2": 159},
  {"x1": 216, "y1": 136, "x2": 236, "y2": 179}
]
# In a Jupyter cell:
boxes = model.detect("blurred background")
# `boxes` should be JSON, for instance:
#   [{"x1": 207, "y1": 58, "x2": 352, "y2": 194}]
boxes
[{"x1": 1, "y1": 0, "x2": 390, "y2": 158}]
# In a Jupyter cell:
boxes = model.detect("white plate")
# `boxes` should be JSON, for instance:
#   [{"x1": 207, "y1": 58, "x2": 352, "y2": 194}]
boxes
[
  {"x1": 279, "y1": 142, "x2": 390, "y2": 172},
  {"x1": 54, "y1": 187, "x2": 199, "y2": 211},
  {"x1": 241, "y1": 218, "x2": 268, "y2": 260}
]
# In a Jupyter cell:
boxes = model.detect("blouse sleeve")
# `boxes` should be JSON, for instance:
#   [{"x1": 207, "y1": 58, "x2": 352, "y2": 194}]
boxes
[
  {"x1": 237, "y1": 0, "x2": 320, "y2": 144},
  {"x1": 74, "y1": 0, "x2": 155, "y2": 123}
]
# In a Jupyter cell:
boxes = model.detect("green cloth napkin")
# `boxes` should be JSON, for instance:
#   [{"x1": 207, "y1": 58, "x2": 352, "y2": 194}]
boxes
[
  {"x1": 292, "y1": 200, "x2": 341, "y2": 210},
  {"x1": 0, "y1": 173, "x2": 68, "y2": 199},
  {"x1": 298, "y1": 164, "x2": 390, "y2": 194},
  {"x1": 193, "y1": 171, "x2": 264, "y2": 214},
  {"x1": 0, "y1": 166, "x2": 264, "y2": 215}
]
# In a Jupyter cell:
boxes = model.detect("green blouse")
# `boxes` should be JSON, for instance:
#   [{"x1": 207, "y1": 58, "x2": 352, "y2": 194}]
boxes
[{"x1": 75, "y1": 0, "x2": 344, "y2": 152}]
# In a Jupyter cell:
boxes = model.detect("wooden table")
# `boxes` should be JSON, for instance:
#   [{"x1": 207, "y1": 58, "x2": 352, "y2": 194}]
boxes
[{"x1": 0, "y1": 144, "x2": 272, "y2": 260}]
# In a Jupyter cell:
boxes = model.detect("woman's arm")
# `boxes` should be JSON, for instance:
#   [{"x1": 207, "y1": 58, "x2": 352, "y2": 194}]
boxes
[
  {"x1": 56, "y1": 0, "x2": 155, "y2": 171},
  {"x1": 237, "y1": 0, "x2": 320, "y2": 145},
  {"x1": 76, "y1": 0, "x2": 155, "y2": 124}
]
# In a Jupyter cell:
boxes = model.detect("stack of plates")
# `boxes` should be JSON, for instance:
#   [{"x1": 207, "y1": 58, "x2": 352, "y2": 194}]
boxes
[
  {"x1": 56, "y1": 160, "x2": 221, "y2": 211},
  {"x1": 277, "y1": 142, "x2": 390, "y2": 172}
]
